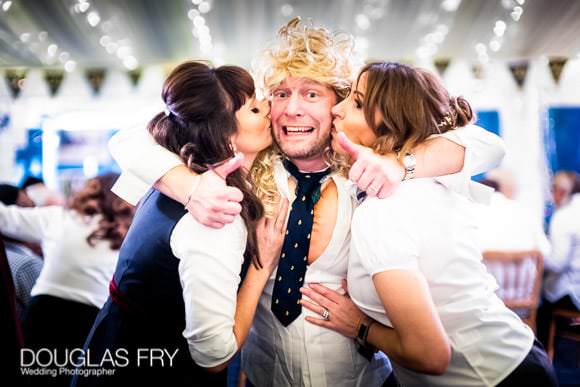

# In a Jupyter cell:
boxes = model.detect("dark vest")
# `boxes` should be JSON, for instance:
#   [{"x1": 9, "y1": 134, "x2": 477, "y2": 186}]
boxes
[{"x1": 73, "y1": 190, "x2": 227, "y2": 387}]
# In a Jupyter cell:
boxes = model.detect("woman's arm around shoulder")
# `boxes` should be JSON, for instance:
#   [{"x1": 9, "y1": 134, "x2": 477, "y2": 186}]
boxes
[{"x1": 109, "y1": 127, "x2": 244, "y2": 228}]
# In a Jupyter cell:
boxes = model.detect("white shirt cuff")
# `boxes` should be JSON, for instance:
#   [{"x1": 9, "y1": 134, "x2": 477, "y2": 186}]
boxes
[{"x1": 111, "y1": 172, "x2": 152, "y2": 206}]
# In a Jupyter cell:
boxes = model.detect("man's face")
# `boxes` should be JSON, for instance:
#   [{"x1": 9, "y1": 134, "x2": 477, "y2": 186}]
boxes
[{"x1": 270, "y1": 77, "x2": 337, "y2": 162}]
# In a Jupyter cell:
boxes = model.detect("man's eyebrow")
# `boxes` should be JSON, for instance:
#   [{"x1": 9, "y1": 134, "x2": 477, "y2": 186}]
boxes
[{"x1": 301, "y1": 80, "x2": 327, "y2": 89}]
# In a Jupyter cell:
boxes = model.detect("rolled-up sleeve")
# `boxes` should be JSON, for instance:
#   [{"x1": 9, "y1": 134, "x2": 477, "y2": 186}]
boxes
[
  {"x1": 108, "y1": 127, "x2": 184, "y2": 204},
  {"x1": 434, "y1": 125, "x2": 506, "y2": 204},
  {"x1": 170, "y1": 215, "x2": 247, "y2": 368}
]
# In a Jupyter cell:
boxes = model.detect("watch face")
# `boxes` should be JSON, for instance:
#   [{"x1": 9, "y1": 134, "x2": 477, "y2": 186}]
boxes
[{"x1": 403, "y1": 153, "x2": 416, "y2": 169}]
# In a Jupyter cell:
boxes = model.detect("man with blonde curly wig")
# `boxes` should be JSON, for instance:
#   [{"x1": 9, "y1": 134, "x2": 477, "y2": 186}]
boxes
[{"x1": 108, "y1": 17, "x2": 505, "y2": 387}]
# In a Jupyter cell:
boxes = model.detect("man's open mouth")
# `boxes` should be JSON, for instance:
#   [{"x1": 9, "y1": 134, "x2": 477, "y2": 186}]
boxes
[{"x1": 283, "y1": 126, "x2": 315, "y2": 135}]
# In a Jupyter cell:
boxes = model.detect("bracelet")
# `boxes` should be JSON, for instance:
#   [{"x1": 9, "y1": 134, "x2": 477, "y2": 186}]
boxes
[{"x1": 183, "y1": 176, "x2": 201, "y2": 209}]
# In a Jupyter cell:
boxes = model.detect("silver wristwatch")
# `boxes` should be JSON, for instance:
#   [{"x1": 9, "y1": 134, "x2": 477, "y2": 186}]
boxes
[{"x1": 401, "y1": 152, "x2": 416, "y2": 181}]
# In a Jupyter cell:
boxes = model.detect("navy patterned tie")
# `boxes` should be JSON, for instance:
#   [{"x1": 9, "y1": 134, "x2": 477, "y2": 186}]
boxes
[{"x1": 271, "y1": 160, "x2": 331, "y2": 326}]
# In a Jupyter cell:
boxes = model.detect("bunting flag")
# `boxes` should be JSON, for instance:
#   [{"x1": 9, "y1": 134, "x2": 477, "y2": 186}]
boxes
[
  {"x1": 548, "y1": 57, "x2": 567, "y2": 85},
  {"x1": 127, "y1": 68, "x2": 143, "y2": 88},
  {"x1": 43, "y1": 69, "x2": 65, "y2": 97},
  {"x1": 508, "y1": 61, "x2": 529, "y2": 89},
  {"x1": 85, "y1": 68, "x2": 107, "y2": 95},
  {"x1": 5, "y1": 68, "x2": 28, "y2": 99},
  {"x1": 471, "y1": 64, "x2": 484, "y2": 80},
  {"x1": 433, "y1": 58, "x2": 451, "y2": 76}
]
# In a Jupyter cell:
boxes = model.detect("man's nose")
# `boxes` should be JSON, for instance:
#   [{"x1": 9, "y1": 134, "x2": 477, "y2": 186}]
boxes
[{"x1": 284, "y1": 94, "x2": 303, "y2": 117}]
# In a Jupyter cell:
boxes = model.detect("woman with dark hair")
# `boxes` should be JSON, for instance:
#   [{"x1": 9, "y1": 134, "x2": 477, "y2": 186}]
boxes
[
  {"x1": 0, "y1": 172, "x2": 133, "y2": 386},
  {"x1": 72, "y1": 61, "x2": 287, "y2": 387},
  {"x1": 300, "y1": 62, "x2": 557, "y2": 387}
]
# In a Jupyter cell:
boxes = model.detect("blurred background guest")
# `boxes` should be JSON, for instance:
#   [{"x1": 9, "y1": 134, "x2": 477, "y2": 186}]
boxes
[
  {"x1": 0, "y1": 237, "x2": 24, "y2": 383},
  {"x1": 0, "y1": 173, "x2": 133, "y2": 387},
  {"x1": 477, "y1": 172, "x2": 550, "y2": 256},
  {"x1": 20, "y1": 176, "x2": 65, "y2": 207},
  {"x1": 537, "y1": 173, "x2": 580, "y2": 345},
  {"x1": 0, "y1": 183, "x2": 35, "y2": 207},
  {"x1": 551, "y1": 171, "x2": 577, "y2": 212},
  {"x1": 0, "y1": 184, "x2": 43, "y2": 319},
  {"x1": 476, "y1": 174, "x2": 551, "y2": 329}
]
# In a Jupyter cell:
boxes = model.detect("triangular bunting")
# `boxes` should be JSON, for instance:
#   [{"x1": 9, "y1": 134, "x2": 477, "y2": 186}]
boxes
[
  {"x1": 5, "y1": 68, "x2": 28, "y2": 99},
  {"x1": 85, "y1": 68, "x2": 107, "y2": 95},
  {"x1": 508, "y1": 61, "x2": 528, "y2": 89},
  {"x1": 548, "y1": 57, "x2": 567, "y2": 85},
  {"x1": 434, "y1": 58, "x2": 451, "y2": 76},
  {"x1": 44, "y1": 69, "x2": 65, "y2": 97},
  {"x1": 127, "y1": 68, "x2": 143, "y2": 88}
]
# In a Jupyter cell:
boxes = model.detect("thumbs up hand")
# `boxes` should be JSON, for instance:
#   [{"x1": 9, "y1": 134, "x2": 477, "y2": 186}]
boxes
[
  {"x1": 337, "y1": 132, "x2": 404, "y2": 199},
  {"x1": 185, "y1": 153, "x2": 245, "y2": 229}
]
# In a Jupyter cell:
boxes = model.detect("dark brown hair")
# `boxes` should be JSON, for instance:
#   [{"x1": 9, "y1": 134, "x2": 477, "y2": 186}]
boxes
[
  {"x1": 357, "y1": 62, "x2": 475, "y2": 156},
  {"x1": 572, "y1": 173, "x2": 580, "y2": 195},
  {"x1": 147, "y1": 61, "x2": 264, "y2": 267},
  {"x1": 69, "y1": 173, "x2": 134, "y2": 250}
]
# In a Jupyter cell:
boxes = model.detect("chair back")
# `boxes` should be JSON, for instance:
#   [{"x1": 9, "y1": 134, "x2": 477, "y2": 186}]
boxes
[{"x1": 482, "y1": 250, "x2": 543, "y2": 331}]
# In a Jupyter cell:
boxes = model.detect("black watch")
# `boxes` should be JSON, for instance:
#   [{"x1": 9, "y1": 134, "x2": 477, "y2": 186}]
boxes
[{"x1": 355, "y1": 317, "x2": 377, "y2": 361}]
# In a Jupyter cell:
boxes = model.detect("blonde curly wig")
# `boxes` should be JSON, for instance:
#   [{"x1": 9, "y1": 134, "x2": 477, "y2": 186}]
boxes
[
  {"x1": 248, "y1": 146, "x2": 281, "y2": 219},
  {"x1": 252, "y1": 17, "x2": 361, "y2": 100}
]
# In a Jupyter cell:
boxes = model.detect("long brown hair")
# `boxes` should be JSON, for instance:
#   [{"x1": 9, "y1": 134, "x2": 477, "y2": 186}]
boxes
[
  {"x1": 358, "y1": 62, "x2": 475, "y2": 156},
  {"x1": 147, "y1": 61, "x2": 264, "y2": 267},
  {"x1": 69, "y1": 173, "x2": 134, "y2": 250}
]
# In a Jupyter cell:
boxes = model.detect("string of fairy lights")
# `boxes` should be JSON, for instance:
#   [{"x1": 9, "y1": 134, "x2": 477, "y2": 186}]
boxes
[
  {"x1": 475, "y1": 0, "x2": 527, "y2": 64},
  {"x1": 1, "y1": 0, "x2": 577, "y2": 74},
  {"x1": 186, "y1": 0, "x2": 215, "y2": 60},
  {"x1": 70, "y1": 0, "x2": 139, "y2": 70}
]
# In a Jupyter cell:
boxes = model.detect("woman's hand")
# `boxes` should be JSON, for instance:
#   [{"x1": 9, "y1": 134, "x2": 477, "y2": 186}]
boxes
[
  {"x1": 256, "y1": 199, "x2": 289, "y2": 272},
  {"x1": 300, "y1": 280, "x2": 365, "y2": 338},
  {"x1": 184, "y1": 154, "x2": 245, "y2": 229},
  {"x1": 337, "y1": 132, "x2": 404, "y2": 199}
]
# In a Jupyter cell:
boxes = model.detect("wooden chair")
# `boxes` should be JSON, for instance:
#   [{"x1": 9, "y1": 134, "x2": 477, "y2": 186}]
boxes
[
  {"x1": 546, "y1": 307, "x2": 580, "y2": 362},
  {"x1": 482, "y1": 250, "x2": 543, "y2": 332}
]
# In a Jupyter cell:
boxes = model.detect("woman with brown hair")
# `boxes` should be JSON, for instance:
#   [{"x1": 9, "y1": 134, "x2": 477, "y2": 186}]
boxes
[
  {"x1": 72, "y1": 61, "x2": 287, "y2": 387},
  {"x1": 300, "y1": 62, "x2": 557, "y2": 386},
  {"x1": 0, "y1": 172, "x2": 133, "y2": 386}
]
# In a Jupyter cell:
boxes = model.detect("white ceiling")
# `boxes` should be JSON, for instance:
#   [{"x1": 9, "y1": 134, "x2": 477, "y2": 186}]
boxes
[{"x1": 1, "y1": 0, "x2": 579, "y2": 70}]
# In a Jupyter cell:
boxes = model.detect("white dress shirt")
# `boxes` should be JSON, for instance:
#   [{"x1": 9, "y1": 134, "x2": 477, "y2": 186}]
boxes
[
  {"x1": 348, "y1": 179, "x2": 534, "y2": 387},
  {"x1": 171, "y1": 214, "x2": 247, "y2": 367},
  {"x1": 0, "y1": 203, "x2": 119, "y2": 308},
  {"x1": 544, "y1": 193, "x2": 580, "y2": 309},
  {"x1": 106, "y1": 124, "x2": 505, "y2": 386}
]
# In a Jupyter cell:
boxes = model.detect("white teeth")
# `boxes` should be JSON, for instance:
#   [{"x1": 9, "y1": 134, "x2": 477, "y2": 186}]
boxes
[{"x1": 285, "y1": 126, "x2": 313, "y2": 133}]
